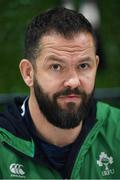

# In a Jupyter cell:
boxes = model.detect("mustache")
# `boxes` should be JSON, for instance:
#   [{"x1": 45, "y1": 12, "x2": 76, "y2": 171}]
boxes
[{"x1": 54, "y1": 88, "x2": 82, "y2": 98}]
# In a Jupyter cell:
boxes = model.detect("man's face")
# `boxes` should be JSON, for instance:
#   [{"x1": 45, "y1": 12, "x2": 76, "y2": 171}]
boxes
[{"x1": 32, "y1": 32, "x2": 99, "y2": 129}]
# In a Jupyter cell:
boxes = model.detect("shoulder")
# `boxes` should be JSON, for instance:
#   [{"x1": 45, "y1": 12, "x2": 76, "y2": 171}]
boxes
[
  {"x1": 96, "y1": 101, "x2": 120, "y2": 135},
  {"x1": 0, "y1": 96, "x2": 30, "y2": 140},
  {"x1": 96, "y1": 101, "x2": 120, "y2": 121}
]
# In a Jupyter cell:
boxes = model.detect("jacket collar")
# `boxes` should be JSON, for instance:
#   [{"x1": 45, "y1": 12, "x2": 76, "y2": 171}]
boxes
[{"x1": 0, "y1": 127, "x2": 35, "y2": 157}]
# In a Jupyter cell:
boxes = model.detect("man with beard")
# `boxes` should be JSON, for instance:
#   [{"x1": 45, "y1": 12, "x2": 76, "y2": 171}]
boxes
[{"x1": 0, "y1": 7, "x2": 120, "y2": 179}]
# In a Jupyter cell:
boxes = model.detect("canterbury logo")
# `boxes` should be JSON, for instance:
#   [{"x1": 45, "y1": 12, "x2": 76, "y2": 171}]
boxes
[{"x1": 9, "y1": 163, "x2": 25, "y2": 176}]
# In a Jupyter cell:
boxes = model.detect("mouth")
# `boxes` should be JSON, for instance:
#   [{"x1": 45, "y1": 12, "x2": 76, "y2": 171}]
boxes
[{"x1": 58, "y1": 94, "x2": 81, "y2": 103}]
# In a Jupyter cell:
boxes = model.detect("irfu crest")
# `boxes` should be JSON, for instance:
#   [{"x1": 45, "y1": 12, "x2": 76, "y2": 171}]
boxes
[{"x1": 97, "y1": 152, "x2": 115, "y2": 176}]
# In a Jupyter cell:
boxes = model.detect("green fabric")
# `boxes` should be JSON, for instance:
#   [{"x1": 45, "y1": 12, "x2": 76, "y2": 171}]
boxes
[
  {"x1": 71, "y1": 102, "x2": 120, "y2": 179},
  {"x1": 0, "y1": 143, "x2": 61, "y2": 179},
  {"x1": 0, "y1": 129, "x2": 61, "y2": 179},
  {"x1": 0, "y1": 128, "x2": 35, "y2": 157},
  {"x1": 0, "y1": 101, "x2": 120, "y2": 179}
]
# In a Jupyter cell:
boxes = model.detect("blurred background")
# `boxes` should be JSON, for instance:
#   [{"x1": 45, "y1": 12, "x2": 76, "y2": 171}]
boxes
[{"x1": 0, "y1": 0, "x2": 120, "y2": 106}]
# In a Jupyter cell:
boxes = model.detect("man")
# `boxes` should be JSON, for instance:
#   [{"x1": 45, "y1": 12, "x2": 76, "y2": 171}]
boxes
[{"x1": 0, "y1": 7, "x2": 120, "y2": 179}]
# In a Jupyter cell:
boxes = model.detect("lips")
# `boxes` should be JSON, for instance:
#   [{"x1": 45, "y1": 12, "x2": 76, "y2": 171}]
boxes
[
  {"x1": 59, "y1": 94, "x2": 80, "y2": 98},
  {"x1": 65, "y1": 95, "x2": 79, "y2": 98},
  {"x1": 58, "y1": 94, "x2": 80, "y2": 102}
]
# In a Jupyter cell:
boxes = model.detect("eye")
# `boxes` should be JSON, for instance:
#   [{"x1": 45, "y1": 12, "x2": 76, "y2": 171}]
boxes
[
  {"x1": 51, "y1": 64, "x2": 62, "y2": 71},
  {"x1": 79, "y1": 63, "x2": 89, "y2": 70}
]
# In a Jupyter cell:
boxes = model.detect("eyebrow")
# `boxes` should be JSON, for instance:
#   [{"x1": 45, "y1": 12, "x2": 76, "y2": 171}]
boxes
[
  {"x1": 45, "y1": 55, "x2": 65, "y2": 63},
  {"x1": 78, "y1": 57, "x2": 93, "y2": 62},
  {"x1": 45, "y1": 55, "x2": 93, "y2": 64}
]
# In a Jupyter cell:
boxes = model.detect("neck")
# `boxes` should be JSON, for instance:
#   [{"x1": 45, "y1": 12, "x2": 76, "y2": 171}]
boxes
[{"x1": 28, "y1": 94, "x2": 83, "y2": 147}]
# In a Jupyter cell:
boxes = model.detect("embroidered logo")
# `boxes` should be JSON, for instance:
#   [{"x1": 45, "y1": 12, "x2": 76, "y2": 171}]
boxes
[
  {"x1": 97, "y1": 152, "x2": 115, "y2": 176},
  {"x1": 9, "y1": 163, "x2": 25, "y2": 178}
]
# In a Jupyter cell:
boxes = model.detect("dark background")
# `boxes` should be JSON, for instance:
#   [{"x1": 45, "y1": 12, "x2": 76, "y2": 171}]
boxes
[{"x1": 0, "y1": 0, "x2": 120, "y2": 94}]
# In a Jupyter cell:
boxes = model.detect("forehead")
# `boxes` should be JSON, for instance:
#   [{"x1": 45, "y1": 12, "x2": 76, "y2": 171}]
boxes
[{"x1": 39, "y1": 32, "x2": 95, "y2": 54}]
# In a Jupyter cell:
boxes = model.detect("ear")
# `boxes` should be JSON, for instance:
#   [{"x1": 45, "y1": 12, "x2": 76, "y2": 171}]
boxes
[
  {"x1": 19, "y1": 59, "x2": 34, "y2": 87},
  {"x1": 96, "y1": 55, "x2": 99, "y2": 69}
]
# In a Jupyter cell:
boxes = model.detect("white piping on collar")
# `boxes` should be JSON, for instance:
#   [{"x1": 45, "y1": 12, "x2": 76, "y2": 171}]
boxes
[{"x1": 21, "y1": 97, "x2": 28, "y2": 117}]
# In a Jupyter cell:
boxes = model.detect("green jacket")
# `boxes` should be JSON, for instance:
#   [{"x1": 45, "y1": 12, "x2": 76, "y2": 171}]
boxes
[{"x1": 0, "y1": 98, "x2": 120, "y2": 179}]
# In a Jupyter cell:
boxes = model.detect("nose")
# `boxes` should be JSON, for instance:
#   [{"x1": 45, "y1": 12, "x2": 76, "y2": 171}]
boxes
[{"x1": 64, "y1": 71, "x2": 80, "y2": 89}]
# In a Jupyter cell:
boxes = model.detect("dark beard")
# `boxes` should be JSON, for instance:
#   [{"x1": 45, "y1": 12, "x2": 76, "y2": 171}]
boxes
[{"x1": 33, "y1": 77, "x2": 93, "y2": 129}]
